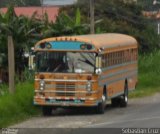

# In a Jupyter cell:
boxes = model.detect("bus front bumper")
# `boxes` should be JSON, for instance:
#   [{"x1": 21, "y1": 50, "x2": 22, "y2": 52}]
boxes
[{"x1": 34, "y1": 96, "x2": 101, "y2": 107}]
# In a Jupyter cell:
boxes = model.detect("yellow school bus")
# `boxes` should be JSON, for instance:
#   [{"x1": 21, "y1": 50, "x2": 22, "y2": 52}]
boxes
[{"x1": 32, "y1": 33, "x2": 138, "y2": 115}]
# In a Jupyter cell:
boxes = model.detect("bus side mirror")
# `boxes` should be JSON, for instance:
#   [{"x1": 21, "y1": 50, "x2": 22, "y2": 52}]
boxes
[
  {"x1": 96, "y1": 56, "x2": 102, "y2": 74},
  {"x1": 29, "y1": 55, "x2": 35, "y2": 70},
  {"x1": 96, "y1": 56, "x2": 102, "y2": 68}
]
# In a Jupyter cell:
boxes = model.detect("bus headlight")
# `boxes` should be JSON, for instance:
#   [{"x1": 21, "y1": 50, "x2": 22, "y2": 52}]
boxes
[
  {"x1": 86, "y1": 81, "x2": 92, "y2": 92},
  {"x1": 95, "y1": 68, "x2": 102, "y2": 75},
  {"x1": 40, "y1": 80, "x2": 45, "y2": 91}
]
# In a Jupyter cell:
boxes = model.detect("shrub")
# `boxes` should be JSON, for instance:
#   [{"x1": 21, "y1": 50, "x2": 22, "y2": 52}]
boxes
[{"x1": 0, "y1": 82, "x2": 40, "y2": 127}]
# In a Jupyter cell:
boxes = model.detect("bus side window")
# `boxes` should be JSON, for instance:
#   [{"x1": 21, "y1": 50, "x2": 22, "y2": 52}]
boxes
[
  {"x1": 109, "y1": 53, "x2": 113, "y2": 66},
  {"x1": 119, "y1": 51, "x2": 121, "y2": 64},
  {"x1": 135, "y1": 49, "x2": 138, "y2": 60},
  {"x1": 121, "y1": 51, "x2": 123, "y2": 64},
  {"x1": 108, "y1": 53, "x2": 110, "y2": 66},
  {"x1": 124, "y1": 50, "x2": 128, "y2": 63},
  {"x1": 130, "y1": 48, "x2": 137, "y2": 62},
  {"x1": 114, "y1": 52, "x2": 117, "y2": 65},
  {"x1": 131, "y1": 49, "x2": 134, "y2": 61},
  {"x1": 106, "y1": 54, "x2": 109, "y2": 67},
  {"x1": 134, "y1": 48, "x2": 138, "y2": 61},
  {"x1": 117, "y1": 52, "x2": 120, "y2": 64},
  {"x1": 122, "y1": 51, "x2": 124, "y2": 63},
  {"x1": 104, "y1": 54, "x2": 106, "y2": 67},
  {"x1": 102, "y1": 55, "x2": 105, "y2": 67},
  {"x1": 112, "y1": 53, "x2": 114, "y2": 66},
  {"x1": 114, "y1": 52, "x2": 116, "y2": 65}
]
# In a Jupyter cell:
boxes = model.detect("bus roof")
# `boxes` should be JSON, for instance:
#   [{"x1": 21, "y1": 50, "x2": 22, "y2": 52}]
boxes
[
  {"x1": 36, "y1": 33, "x2": 138, "y2": 50},
  {"x1": 71, "y1": 33, "x2": 138, "y2": 49}
]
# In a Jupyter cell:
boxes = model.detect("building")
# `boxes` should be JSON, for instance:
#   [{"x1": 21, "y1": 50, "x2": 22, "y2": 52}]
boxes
[{"x1": 0, "y1": 6, "x2": 59, "y2": 22}]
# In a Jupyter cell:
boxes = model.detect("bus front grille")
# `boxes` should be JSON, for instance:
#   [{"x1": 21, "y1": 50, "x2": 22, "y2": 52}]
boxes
[{"x1": 55, "y1": 83, "x2": 75, "y2": 97}]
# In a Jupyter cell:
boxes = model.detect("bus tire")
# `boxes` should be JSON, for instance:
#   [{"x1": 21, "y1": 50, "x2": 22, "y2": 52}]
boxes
[
  {"x1": 96, "y1": 92, "x2": 106, "y2": 114},
  {"x1": 120, "y1": 83, "x2": 128, "y2": 107},
  {"x1": 42, "y1": 106, "x2": 52, "y2": 116}
]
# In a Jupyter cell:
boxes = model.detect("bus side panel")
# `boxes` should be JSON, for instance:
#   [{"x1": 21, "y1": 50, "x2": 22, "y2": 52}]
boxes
[{"x1": 99, "y1": 62, "x2": 138, "y2": 99}]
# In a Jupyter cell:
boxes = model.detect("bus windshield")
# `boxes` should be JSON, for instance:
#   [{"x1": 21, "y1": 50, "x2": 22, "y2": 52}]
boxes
[{"x1": 36, "y1": 52, "x2": 96, "y2": 73}]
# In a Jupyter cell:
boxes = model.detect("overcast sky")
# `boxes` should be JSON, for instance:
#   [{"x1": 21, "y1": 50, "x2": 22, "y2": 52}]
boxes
[{"x1": 42, "y1": 0, "x2": 77, "y2": 6}]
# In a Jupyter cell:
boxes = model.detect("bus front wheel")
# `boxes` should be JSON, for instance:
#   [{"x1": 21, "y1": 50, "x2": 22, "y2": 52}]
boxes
[{"x1": 96, "y1": 93, "x2": 106, "y2": 114}]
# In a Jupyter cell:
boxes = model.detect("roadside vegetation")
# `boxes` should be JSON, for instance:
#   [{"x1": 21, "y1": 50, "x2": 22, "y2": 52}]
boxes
[
  {"x1": 0, "y1": 82, "x2": 41, "y2": 128},
  {"x1": 0, "y1": 0, "x2": 160, "y2": 128},
  {"x1": 130, "y1": 51, "x2": 160, "y2": 98}
]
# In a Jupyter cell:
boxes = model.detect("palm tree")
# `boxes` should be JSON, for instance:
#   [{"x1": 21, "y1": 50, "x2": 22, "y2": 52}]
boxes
[
  {"x1": 0, "y1": 5, "x2": 16, "y2": 93},
  {"x1": 14, "y1": 13, "x2": 46, "y2": 81},
  {"x1": 0, "y1": 5, "x2": 43, "y2": 92},
  {"x1": 42, "y1": 8, "x2": 89, "y2": 37}
]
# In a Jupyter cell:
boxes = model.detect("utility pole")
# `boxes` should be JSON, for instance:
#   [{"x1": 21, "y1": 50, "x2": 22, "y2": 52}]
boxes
[
  {"x1": 90, "y1": 0, "x2": 95, "y2": 34},
  {"x1": 8, "y1": 36, "x2": 15, "y2": 94},
  {"x1": 41, "y1": 0, "x2": 44, "y2": 19}
]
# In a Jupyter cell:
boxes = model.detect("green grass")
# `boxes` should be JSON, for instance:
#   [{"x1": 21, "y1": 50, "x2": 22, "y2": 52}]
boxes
[
  {"x1": 130, "y1": 51, "x2": 160, "y2": 98},
  {"x1": 0, "y1": 82, "x2": 40, "y2": 128}
]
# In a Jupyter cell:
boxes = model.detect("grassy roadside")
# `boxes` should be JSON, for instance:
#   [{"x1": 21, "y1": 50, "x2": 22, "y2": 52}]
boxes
[
  {"x1": 130, "y1": 51, "x2": 160, "y2": 98},
  {"x1": 0, "y1": 82, "x2": 41, "y2": 128},
  {"x1": 0, "y1": 51, "x2": 160, "y2": 127}
]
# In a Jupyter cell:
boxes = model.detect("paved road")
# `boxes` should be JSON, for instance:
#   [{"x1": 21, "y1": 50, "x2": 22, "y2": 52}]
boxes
[{"x1": 9, "y1": 93, "x2": 160, "y2": 133}]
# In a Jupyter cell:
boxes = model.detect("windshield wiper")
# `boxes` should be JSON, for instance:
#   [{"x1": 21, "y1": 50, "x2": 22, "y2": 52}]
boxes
[{"x1": 78, "y1": 59, "x2": 95, "y2": 67}]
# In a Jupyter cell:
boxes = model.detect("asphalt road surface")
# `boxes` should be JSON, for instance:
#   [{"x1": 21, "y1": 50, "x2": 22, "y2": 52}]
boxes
[{"x1": 8, "y1": 93, "x2": 160, "y2": 134}]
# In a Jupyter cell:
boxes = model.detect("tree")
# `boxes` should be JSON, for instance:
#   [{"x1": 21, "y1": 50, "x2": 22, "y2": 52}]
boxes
[
  {"x1": 138, "y1": 0, "x2": 160, "y2": 11},
  {"x1": 61, "y1": 0, "x2": 160, "y2": 53},
  {"x1": 0, "y1": 5, "x2": 16, "y2": 93},
  {"x1": 42, "y1": 8, "x2": 89, "y2": 38},
  {"x1": 0, "y1": 5, "x2": 45, "y2": 85}
]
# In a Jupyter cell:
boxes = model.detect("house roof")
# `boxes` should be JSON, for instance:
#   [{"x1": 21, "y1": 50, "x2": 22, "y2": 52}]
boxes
[{"x1": 0, "y1": 7, "x2": 59, "y2": 22}]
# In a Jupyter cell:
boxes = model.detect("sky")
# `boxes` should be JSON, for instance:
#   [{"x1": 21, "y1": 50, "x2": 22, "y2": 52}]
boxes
[{"x1": 42, "y1": 0, "x2": 77, "y2": 6}]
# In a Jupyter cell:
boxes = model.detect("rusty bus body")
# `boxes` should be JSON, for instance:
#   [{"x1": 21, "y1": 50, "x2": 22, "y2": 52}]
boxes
[{"x1": 32, "y1": 33, "x2": 138, "y2": 115}]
